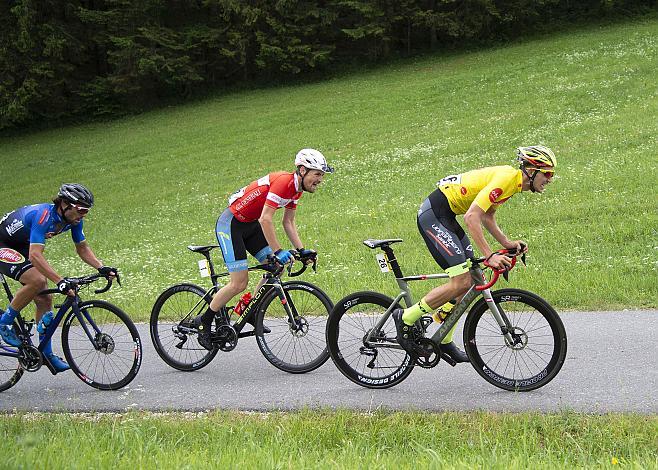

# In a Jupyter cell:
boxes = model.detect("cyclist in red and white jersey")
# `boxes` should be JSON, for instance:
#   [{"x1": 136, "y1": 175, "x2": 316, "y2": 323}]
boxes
[{"x1": 195, "y1": 149, "x2": 334, "y2": 349}]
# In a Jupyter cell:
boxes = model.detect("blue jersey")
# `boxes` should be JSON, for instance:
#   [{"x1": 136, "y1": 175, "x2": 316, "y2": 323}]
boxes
[{"x1": 0, "y1": 203, "x2": 85, "y2": 246}]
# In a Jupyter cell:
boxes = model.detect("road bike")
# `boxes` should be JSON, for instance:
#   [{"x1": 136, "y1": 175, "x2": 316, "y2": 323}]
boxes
[
  {"x1": 326, "y1": 238, "x2": 567, "y2": 390},
  {"x1": 0, "y1": 272, "x2": 142, "y2": 392},
  {"x1": 150, "y1": 245, "x2": 333, "y2": 373}
]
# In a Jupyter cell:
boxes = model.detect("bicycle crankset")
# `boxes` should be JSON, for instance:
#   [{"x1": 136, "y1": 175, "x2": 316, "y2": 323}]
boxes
[
  {"x1": 18, "y1": 344, "x2": 43, "y2": 372},
  {"x1": 414, "y1": 338, "x2": 441, "y2": 368},
  {"x1": 214, "y1": 324, "x2": 238, "y2": 352}
]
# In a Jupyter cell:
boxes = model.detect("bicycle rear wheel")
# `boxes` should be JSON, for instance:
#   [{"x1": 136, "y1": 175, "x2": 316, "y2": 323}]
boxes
[
  {"x1": 0, "y1": 333, "x2": 23, "y2": 392},
  {"x1": 150, "y1": 283, "x2": 218, "y2": 371},
  {"x1": 62, "y1": 300, "x2": 142, "y2": 390},
  {"x1": 255, "y1": 281, "x2": 332, "y2": 373},
  {"x1": 464, "y1": 288, "x2": 567, "y2": 392},
  {"x1": 326, "y1": 291, "x2": 414, "y2": 389}
]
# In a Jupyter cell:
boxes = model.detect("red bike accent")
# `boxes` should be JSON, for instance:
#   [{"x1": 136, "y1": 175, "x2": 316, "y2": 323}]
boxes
[{"x1": 476, "y1": 251, "x2": 518, "y2": 291}]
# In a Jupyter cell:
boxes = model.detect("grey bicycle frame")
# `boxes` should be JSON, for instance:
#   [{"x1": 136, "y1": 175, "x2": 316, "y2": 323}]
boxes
[{"x1": 364, "y1": 259, "x2": 516, "y2": 349}]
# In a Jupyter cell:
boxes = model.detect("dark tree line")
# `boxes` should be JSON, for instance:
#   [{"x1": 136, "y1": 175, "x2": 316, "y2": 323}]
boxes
[{"x1": 0, "y1": 0, "x2": 654, "y2": 130}]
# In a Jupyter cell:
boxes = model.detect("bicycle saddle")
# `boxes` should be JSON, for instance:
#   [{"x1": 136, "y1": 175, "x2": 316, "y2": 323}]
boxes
[
  {"x1": 187, "y1": 245, "x2": 220, "y2": 254},
  {"x1": 362, "y1": 239, "x2": 403, "y2": 249}
]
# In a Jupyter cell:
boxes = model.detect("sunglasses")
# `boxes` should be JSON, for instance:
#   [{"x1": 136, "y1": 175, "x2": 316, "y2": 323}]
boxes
[
  {"x1": 533, "y1": 168, "x2": 554, "y2": 178},
  {"x1": 70, "y1": 203, "x2": 91, "y2": 214}
]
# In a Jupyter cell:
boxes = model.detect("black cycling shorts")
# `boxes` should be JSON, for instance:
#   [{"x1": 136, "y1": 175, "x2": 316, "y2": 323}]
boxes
[
  {"x1": 215, "y1": 208, "x2": 273, "y2": 272},
  {"x1": 416, "y1": 189, "x2": 474, "y2": 277}
]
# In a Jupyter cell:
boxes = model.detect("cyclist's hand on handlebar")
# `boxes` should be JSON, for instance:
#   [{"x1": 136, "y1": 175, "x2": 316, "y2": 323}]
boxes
[
  {"x1": 57, "y1": 278, "x2": 77, "y2": 296},
  {"x1": 485, "y1": 252, "x2": 513, "y2": 270},
  {"x1": 98, "y1": 265, "x2": 118, "y2": 278},
  {"x1": 504, "y1": 240, "x2": 527, "y2": 255},
  {"x1": 297, "y1": 248, "x2": 317, "y2": 265},
  {"x1": 274, "y1": 249, "x2": 294, "y2": 265}
]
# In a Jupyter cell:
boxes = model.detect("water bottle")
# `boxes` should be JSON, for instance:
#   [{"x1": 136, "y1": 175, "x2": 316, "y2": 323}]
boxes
[
  {"x1": 233, "y1": 292, "x2": 253, "y2": 316},
  {"x1": 432, "y1": 299, "x2": 456, "y2": 324}
]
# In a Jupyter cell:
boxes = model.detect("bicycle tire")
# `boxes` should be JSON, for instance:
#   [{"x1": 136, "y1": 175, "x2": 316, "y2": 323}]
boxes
[
  {"x1": 0, "y1": 323, "x2": 23, "y2": 392},
  {"x1": 62, "y1": 300, "x2": 142, "y2": 391},
  {"x1": 150, "y1": 283, "x2": 218, "y2": 371},
  {"x1": 255, "y1": 281, "x2": 332, "y2": 374},
  {"x1": 464, "y1": 288, "x2": 567, "y2": 392},
  {"x1": 326, "y1": 291, "x2": 414, "y2": 389}
]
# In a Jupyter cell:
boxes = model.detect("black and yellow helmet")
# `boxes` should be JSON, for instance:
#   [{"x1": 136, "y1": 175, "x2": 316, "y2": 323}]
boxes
[{"x1": 516, "y1": 145, "x2": 557, "y2": 169}]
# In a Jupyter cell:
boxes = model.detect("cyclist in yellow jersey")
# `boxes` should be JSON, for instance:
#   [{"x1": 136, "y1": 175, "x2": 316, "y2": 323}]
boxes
[{"x1": 393, "y1": 146, "x2": 557, "y2": 361}]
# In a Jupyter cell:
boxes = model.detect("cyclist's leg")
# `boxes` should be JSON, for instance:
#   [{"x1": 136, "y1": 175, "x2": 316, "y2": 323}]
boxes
[
  {"x1": 32, "y1": 291, "x2": 69, "y2": 372},
  {"x1": 404, "y1": 197, "x2": 472, "y2": 324},
  {"x1": 244, "y1": 223, "x2": 273, "y2": 292},
  {"x1": 394, "y1": 195, "x2": 472, "y2": 360},
  {"x1": 0, "y1": 247, "x2": 41, "y2": 346}
]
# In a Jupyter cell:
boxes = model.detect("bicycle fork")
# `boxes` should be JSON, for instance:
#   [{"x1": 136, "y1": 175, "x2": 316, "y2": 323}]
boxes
[{"x1": 272, "y1": 282, "x2": 308, "y2": 336}]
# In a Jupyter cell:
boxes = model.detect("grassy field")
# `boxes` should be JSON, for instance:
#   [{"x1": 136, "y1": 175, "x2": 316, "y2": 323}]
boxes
[
  {"x1": 1, "y1": 16, "x2": 656, "y2": 320},
  {"x1": 0, "y1": 410, "x2": 656, "y2": 469}
]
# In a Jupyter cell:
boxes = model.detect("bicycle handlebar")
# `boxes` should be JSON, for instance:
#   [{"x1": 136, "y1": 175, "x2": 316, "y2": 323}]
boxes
[
  {"x1": 474, "y1": 245, "x2": 526, "y2": 291},
  {"x1": 260, "y1": 250, "x2": 317, "y2": 278},
  {"x1": 38, "y1": 273, "x2": 120, "y2": 296}
]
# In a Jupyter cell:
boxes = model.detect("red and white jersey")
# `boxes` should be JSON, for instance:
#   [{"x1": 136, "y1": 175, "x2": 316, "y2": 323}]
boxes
[{"x1": 228, "y1": 172, "x2": 302, "y2": 223}]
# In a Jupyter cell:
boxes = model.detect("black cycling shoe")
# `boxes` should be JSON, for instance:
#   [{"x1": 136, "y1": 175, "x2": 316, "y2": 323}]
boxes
[
  {"x1": 193, "y1": 315, "x2": 214, "y2": 351},
  {"x1": 392, "y1": 308, "x2": 427, "y2": 356},
  {"x1": 441, "y1": 342, "x2": 470, "y2": 363}
]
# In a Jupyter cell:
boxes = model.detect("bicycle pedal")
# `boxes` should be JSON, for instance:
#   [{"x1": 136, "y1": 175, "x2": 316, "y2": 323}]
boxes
[{"x1": 440, "y1": 352, "x2": 457, "y2": 367}]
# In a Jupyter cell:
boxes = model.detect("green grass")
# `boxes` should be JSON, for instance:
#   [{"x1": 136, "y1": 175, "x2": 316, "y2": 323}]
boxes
[
  {"x1": 1, "y1": 17, "x2": 656, "y2": 319},
  {"x1": 0, "y1": 410, "x2": 656, "y2": 469}
]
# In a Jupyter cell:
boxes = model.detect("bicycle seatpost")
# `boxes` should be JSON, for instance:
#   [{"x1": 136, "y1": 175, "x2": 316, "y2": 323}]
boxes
[{"x1": 381, "y1": 246, "x2": 404, "y2": 278}]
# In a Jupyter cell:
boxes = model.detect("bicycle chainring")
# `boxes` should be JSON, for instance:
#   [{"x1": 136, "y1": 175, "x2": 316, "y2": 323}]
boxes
[
  {"x1": 18, "y1": 344, "x2": 43, "y2": 372},
  {"x1": 214, "y1": 324, "x2": 238, "y2": 352},
  {"x1": 414, "y1": 338, "x2": 441, "y2": 369}
]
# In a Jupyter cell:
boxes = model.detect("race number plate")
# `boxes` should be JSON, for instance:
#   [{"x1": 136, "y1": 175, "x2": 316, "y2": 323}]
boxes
[
  {"x1": 198, "y1": 259, "x2": 210, "y2": 278},
  {"x1": 375, "y1": 253, "x2": 390, "y2": 273}
]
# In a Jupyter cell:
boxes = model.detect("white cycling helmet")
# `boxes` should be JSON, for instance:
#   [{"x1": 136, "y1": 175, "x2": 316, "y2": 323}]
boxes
[{"x1": 294, "y1": 148, "x2": 334, "y2": 173}]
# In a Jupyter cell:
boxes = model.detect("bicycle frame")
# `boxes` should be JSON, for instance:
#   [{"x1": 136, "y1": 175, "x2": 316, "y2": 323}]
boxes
[
  {"x1": 0, "y1": 276, "x2": 108, "y2": 370},
  {"x1": 364, "y1": 244, "x2": 516, "y2": 349},
  {"x1": 187, "y1": 246, "x2": 304, "y2": 337}
]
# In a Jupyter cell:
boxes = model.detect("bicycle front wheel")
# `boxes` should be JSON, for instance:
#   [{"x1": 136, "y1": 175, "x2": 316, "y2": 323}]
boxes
[
  {"x1": 326, "y1": 291, "x2": 414, "y2": 389},
  {"x1": 62, "y1": 300, "x2": 142, "y2": 390},
  {"x1": 464, "y1": 288, "x2": 567, "y2": 392},
  {"x1": 255, "y1": 281, "x2": 332, "y2": 374},
  {"x1": 150, "y1": 283, "x2": 218, "y2": 371}
]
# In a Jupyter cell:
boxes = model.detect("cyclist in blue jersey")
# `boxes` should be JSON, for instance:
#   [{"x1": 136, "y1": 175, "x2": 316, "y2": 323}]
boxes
[{"x1": 0, "y1": 184, "x2": 118, "y2": 372}]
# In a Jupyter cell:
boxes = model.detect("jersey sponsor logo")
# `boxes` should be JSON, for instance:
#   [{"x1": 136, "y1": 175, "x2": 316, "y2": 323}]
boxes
[
  {"x1": 0, "y1": 248, "x2": 25, "y2": 264},
  {"x1": 234, "y1": 188, "x2": 263, "y2": 212},
  {"x1": 489, "y1": 188, "x2": 503, "y2": 203},
  {"x1": 430, "y1": 224, "x2": 463, "y2": 255},
  {"x1": 460, "y1": 186, "x2": 467, "y2": 195},
  {"x1": 4, "y1": 218, "x2": 24, "y2": 236}
]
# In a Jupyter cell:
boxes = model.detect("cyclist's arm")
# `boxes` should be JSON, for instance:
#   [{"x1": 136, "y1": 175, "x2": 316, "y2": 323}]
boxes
[
  {"x1": 75, "y1": 240, "x2": 103, "y2": 270},
  {"x1": 480, "y1": 207, "x2": 511, "y2": 247},
  {"x1": 281, "y1": 207, "x2": 303, "y2": 251},
  {"x1": 258, "y1": 205, "x2": 284, "y2": 252},
  {"x1": 463, "y1": 203, "x2": 495, "y2": 258},
  {"x1": 463, "y1": 204, "x2": 511, "y2": 269},
  {"x1": 28, "y1": 244, "x2": 65, "y2": 284}
]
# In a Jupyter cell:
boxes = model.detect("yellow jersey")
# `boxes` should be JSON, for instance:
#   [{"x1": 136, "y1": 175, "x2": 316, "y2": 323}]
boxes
[{"x1": 437, "y1": 165, "x2": 523, "y2": 215}]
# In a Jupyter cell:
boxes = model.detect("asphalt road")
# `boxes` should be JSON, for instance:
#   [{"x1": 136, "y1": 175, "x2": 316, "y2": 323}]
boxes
[{"x1": 1, "y1": 310, "x2": 656, "y2": 413}]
